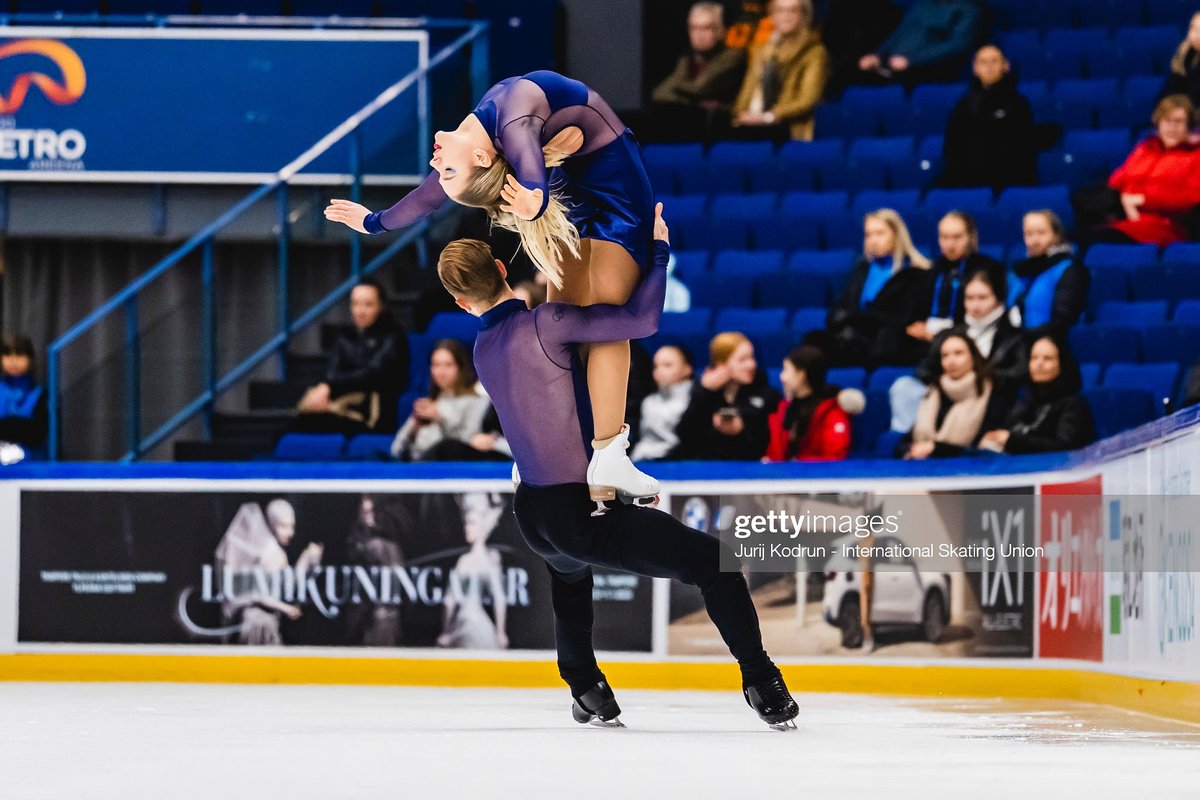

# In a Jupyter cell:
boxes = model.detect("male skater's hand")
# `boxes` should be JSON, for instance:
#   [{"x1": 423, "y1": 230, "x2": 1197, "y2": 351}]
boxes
[{"x1": 653, "y1": 201, "x2": 669, "y2": 245}]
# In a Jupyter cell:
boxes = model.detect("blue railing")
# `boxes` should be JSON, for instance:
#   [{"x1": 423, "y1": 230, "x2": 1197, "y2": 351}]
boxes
[{"x1": 40, "y1": 17, "x2": 490, "y2": 461}]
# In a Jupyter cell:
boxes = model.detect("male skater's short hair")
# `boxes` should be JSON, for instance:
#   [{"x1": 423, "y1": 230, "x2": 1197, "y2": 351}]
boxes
[{"x1": 438, "y1": 239, "x2": 507, "y2": 303}]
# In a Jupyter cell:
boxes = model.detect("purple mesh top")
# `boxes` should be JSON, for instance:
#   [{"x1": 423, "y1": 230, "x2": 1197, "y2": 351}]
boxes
[
  {"x1": 473, "y1": 240, "x2": 669, "y2": 487},
  {"x1": 364, "y1": 70, "x2": 625, "y2": 234}
]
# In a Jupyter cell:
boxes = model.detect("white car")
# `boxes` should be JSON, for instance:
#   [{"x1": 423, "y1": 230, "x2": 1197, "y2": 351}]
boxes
[{"x1": 821, "y1": 534, "x2": 950, "y2": 649}]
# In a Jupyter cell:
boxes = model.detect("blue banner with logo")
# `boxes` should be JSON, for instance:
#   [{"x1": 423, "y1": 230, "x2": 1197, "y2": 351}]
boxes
[{"x1": 0, "y1": 27, "x2": 427, "y2": 181}]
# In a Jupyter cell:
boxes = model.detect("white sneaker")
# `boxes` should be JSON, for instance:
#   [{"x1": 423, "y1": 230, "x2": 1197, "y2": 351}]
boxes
[{"x1": 586, "y1": 424, "x2": 659, "y2": 503}]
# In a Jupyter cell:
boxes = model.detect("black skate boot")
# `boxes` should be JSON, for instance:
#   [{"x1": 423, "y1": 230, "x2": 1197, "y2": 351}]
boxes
[
  {"x1": 571, "y1": 680, "x2": 624, "y2": 728},
  {"x1": 743, "y1": 671, "x2": 798, "y2": 730}
]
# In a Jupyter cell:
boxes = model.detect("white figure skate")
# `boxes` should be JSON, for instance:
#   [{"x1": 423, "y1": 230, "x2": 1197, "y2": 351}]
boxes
[{"x1": 586, "y1": 424, "x2": 659, "y2": 515}]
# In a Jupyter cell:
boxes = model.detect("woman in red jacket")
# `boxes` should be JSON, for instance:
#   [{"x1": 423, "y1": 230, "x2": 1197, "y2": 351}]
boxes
[
  {"x1": 766, "y1": 345, "x2": 858, "y2": 461},
  {"x1": 1100, "y1": 94, "x2": 1200, "y2": 246}
]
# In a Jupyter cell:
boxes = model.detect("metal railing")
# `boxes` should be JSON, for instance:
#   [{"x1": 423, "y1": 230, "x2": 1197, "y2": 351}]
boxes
[{"x1": 42, "y1": 17, "x2": 489, "y2": 461}]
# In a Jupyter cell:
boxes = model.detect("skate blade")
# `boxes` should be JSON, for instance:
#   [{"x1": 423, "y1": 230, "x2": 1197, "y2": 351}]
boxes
[
  {"x1": 767, "y1": 719, "x2": 798, "y2": 731},
  {"x1": 590, "y1": 500, "x2": 611, "y2": 517},
  {"x1": 589, "y1": 716, "x2": 626, "y2": 728},
  {"x1": 622, "y1": 493, "x2": 659, "y2": 508}
]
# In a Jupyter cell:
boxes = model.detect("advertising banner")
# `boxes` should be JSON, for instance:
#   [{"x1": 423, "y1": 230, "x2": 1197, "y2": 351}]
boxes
[
  {"x1": 0, "y1": 28, "x2": 426, "y2": 181},
  {"x1": 1037, "y1": 476, "x2": 1104, "y2": 661},
  {"x1": 18, "y1": 489, "x2": 653, "y2": 652}
]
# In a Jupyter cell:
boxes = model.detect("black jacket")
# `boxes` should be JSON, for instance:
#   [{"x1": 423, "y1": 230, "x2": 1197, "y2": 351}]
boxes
[
  {"x1": 826, "y1": 258, "x2": 932, "y2": 366},
  {"x1": 922, "y1": 252, "x2": 1007, "y2": 324},
  {"x1": 1162, "y1": 49, "x2": 1200, "y2": 109},
  {"x1": 916, "y1": 315, "x2": 1027, "y2": 395},
  {"x1": 325, "y1": 316, "x2": 410, "y2": 432},
  {"x1": 1009, "y1": 252, "x2": 1090, "y2": 342},
  {"x1": 941, "y1": 73, "x2": 1037, "y2": 189},
  {"x1": 1003, "y1": 338, "x2": 1094, "y2": 454},
  {"x1": 669, "y1": 371, "x2": 780, "y2": 461}
]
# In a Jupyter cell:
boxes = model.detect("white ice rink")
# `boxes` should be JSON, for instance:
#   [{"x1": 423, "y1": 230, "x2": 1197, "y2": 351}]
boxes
[{"x1": 1, "y1": 683, "x2": 1198, "y2": 799}]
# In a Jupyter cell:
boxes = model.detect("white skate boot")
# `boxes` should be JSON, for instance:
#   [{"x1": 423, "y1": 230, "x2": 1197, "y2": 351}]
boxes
[{"x1": 586, "y1": 424, "x2": 659, "y2": 515}]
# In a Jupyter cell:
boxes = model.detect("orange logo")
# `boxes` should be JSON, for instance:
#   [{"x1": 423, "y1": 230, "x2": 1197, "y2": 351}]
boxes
[{"x1": 0, "y1": 39, "x2": 86, "y2": 115}]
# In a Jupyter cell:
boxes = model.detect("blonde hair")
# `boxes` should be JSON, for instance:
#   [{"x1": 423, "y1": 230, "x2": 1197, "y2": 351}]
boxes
[
  {"x1": 709, "y1": 331, "x2": 751, "y2": 366},
  {"x1": 1171, "y1": 15, "x2": 1200, "y2": 76},
  {"x1": 437, "y1": 238, "x2": 506, "y2": 304},
  {"x1": 865, "y1": 208, "x2": 931, "y2": 273},
  {"x1": 457, "y1": 147, "x2": 579, "y2": 289},
  {"x1": 1152, "y1": 93, "x2": 1197, "y2": 127}
]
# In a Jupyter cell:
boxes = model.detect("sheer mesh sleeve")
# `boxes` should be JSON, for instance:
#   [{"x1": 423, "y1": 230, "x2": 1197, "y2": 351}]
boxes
[
  {"x1": 494, "y1": 78, "x2": 552, "y2": 220},
  {"x1": 364, "y1": 170, "x2": 447, "y2": 234}
]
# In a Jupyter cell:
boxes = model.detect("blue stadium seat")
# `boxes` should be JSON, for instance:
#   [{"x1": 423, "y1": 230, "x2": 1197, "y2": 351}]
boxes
[
  {"x1": 426, "y1": 311, "x2": 478, "y2": 344},
  {"x1": 345, "y1": 435, "x2": 397, "y2": 461},
  {"x1": 1045, "y1": 30, "x2": 1113, "y2": 80},
  {"x1": 1062, "y1": 128, "x2": 1131, "y2": 170},
  {"x1": 908, "y1": 84, "x2": 964, "y2": 136},
  {"x1": 689, "y1": 275, "x2": 754, "y2": 309},
  {"x1": 1068, "y1": 325, "x2": 1141, "y2": 365},
  {"x1": 1145, "y1": 1, "x2": 1193, "y2": 28},
  {"x1": 674, "y1": 217, "x2": 750, "y2": 251},
  {"x1": 1114, "y1": 27, "x2": 1181, "y2": 73},
  {"x1": 1096, "y1": 300, "x2": 1168, "y2": 326},
  {"x1": 1103, "y1": 362, "x2": 1180, "y2": 409},
  {"x1": 867, "y1": 366, "x2": 915, "y2": 393},
  {"x1": 841, "y1": 86, "x2": 909, "y2": 130},
  {"x1": 1161, "y1": 242, "x2": 1200, "y2": 267},
  {"x1": 848, "y1": 136, "x2": 916, "y2": 169},
  {"x1": 711, "y1": 249, "x2": 786, "y2": 277},
  {"x1": 998, "y1": 31, "x2": 1044, "y2": 73},
  {"x1": 1087, "y1": 266, "x2": 1132, "y2": 316},
  {"x1": 979, "y1": 244, "x2": 1006, "y2": 263},
  {"x1": 790, "y1": 307, "x2": 828, "y2": 336},
  {"x1": 815, "y1": 104, "x2": 864, "y2": 138},
  {"x1": 779, "y1": 190, "x2": 849, "y2": 217},
  {"x1": 851, "y1": 188, "x2": 920, "y2": 219},
  {"x1": 673, "y1": 251, "x2": 710, "y2": 277},
  {"x1": 711, "y1": 193, "x2": 777, "y2": 219},
  {"x1": 1131, "y1": 264, "x2": 1200, "y2": 303},
  {"x1": 1140, "y1": 325, "x2": 1200, "y2": 367},
  {"x1": 888, "y1": 157, "x2": 941, "y2": 191},
  {"x1": 768, "y1": 270, "x2": 831, "y2": 307},
  {"x1": 715, "y1": 307, "x2": 788, "y2": 333},
  {"x1": 657, "y1": 194, "x2": 707, "y2": 218},
  {"x1": 1087, "y1": 0, "x2": 1148, "y2": 29},
  {"x1": 642, "y1": 143, "x2": 703, "y2": 195},
  {"x1": 789, "y1": 248, "x2": 857, "y2": 279},
  {"x1": 827, "y1": 367, "x2": 867, "y2": 391},
  {"x1": 709, "y1": 141, "x2": 777, "y2": 171},
  {"x1": 823, "y1": 216, "x2": 865, "y2": 249},
  {"x1": 923, "y1": 188, "x2": 994, "y2": 215},
  {"x1": 853, "y1": 391, "x2": 892, "y2": 455},
  {"x1": 273, "y1": 434, "x2": 347, "y2": 461},
  {"x1": 1083, "y1": 389, "x2": 1157, "y2": 440},
  {"x1": 1080, "y1": 362, "x2": 1103, "y2": 389},
  {"x1": 750, "y1": 215, "x2": 823, "y2": 251},
  {"x1": 752, "y1": 332, "x2": 797, "y2": 370},
  {"x1": 1030, "y1": 0, "x2": 1077, "y2": 29},
  {"x1": 1175, "y1": 300, "x2": 1200, "y2": 324},
  {"x1": 659, "y1": 309, "x2": 712, "y2": 338},
  {"x1": 995, "y1": 185, "x2": 1073, "y2": 227},
  {"x1": 1084, "y1": 243, "x2": 1160, "y2": 272},
  {"x1": 405, "y1": 334, "x2": 432, "y2": 395}
]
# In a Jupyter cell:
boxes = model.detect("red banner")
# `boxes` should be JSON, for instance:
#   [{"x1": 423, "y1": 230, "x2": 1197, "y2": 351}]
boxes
[{"x1": 1037, "y1": 475, "x2": 1104, "y2": 661}]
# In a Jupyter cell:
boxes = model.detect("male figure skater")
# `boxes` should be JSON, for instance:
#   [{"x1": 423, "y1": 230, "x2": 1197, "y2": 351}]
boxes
[{"x1": 435, "y1": 204, "x2": 798, "y2": 729}]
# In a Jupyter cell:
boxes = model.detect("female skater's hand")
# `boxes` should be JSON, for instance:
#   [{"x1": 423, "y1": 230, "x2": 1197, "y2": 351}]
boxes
[
  {"x1": 499, "y1": 175, "x2": 544, "y2": 221},
  {"x1": 653, "y1": 202, "x2": 670, "y2": 245},
  {"x1": 324, "y1": 199, "x2": 371, "y2": 233}
]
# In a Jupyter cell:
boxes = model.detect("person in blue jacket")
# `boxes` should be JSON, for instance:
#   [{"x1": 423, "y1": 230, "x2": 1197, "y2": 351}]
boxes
[
  {"x1": 0, "y1": 335, "x2": 48, "y2": 459},
  {"x1": 856, "y1": 0, "x2": 987, "y2": 86}
]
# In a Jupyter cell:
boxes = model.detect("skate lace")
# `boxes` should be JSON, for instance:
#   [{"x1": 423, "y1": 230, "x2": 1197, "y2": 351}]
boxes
[{"x1": 756, "y1": 674, "x2": 791, "y2": 706}]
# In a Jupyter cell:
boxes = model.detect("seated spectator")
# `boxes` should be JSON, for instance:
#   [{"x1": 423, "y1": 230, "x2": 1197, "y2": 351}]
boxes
[
  {"x1": 765, "y1": 345, "x2": 862, "y2": 461},
  {"x1": 391, "y1": 340, "x2": 509, "y2": 462},
  {"x1": 1008, "y1": 210, "x2": 1089, "y2": 341},
  {"x1": 731, "y1": 0, "x2": 831, "y2": 141},
  {"x1": 818, "y1": 209, "x2": 932, "y2": 367},
  {"x1": 897, "y1": 330, "x2": 1005, "y2": 459},
  {"x1": 0, "y1": 334, "x2": 48, "y2": 463},
  {"x1": 908, "y1": 211, "x2": 1006, "y2": 344},
  {"x1": 979, "y1": 335, "x2": 1094, "y2": 454},
  {"x1": 892, "y1": 267, "x2": 1025, "y2": 432},
  {"x1": 1161, "y1": 12, "x2": 1200, "y2": 108},
  {"x1": 630, "y1": 344, "x2": 695, "y2": 461},
  {"x1": 669, "y1": 332, "x2": 779, "y2": 460},
  {"x1": 939, "y1": 45, "x2": 1037, "y2": 189},
  {"x1": 651, "y1": 2, "x2": 747, "y2": 128},
  {"x1": 1090, "y1": 95, "x2": 1200, "y2": 247},
  {"x1": 856, "y1": 0, "x2": 986, "y2": 86},
  {"x1": 816, "y1": 0, "x2": 903, "y2": 95},
  {"x1": 295, "y1": 279, "x2": 409, "y2": 436}
]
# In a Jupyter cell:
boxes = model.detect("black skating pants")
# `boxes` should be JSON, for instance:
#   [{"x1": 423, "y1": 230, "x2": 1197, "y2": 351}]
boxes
[{"x1": 513, "y1": 482, "x2": 775, "y2": 696}]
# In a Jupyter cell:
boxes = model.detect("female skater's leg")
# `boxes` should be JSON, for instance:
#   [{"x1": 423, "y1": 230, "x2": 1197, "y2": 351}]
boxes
[{"x1": 581, "y1": 240, "x2": 639, "y2": 442}]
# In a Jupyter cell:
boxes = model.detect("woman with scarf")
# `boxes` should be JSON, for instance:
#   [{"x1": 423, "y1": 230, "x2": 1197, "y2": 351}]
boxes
[
  {"x1": 979, "y1": 335, "x2": 1094, "y2": 455},
  {"x1": 731, "y1": 0, "x2": 831, "y2": 140},
  {"x1": 897, "y1": 330, "x2": 1005, "y2": 460}
]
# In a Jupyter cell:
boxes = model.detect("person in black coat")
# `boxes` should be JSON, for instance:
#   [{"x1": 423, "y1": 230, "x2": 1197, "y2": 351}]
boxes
[
  {"x1": 1160, "y1": 13, "x2": 1200, "y2": 108},
  {"x1": 816, "y1": 209, "x2": 933, "y2": 367},
  {"x1": 668, "y1": 332, "x2": 779, "y2": 460},
  {"x1": 1008, "y1": 211, "x2": 1090, "y2": 342},
  {"x1": 979, "y1": 334, "x2": 1094, "y2": 454},
  {"x1": 908, "y1": 211, "x2": 1006, "y2": 342},
  {"x1": 295, "y1": 279, "x2": 410, "y2": 436},
  {"x1": 940, "y1": 45, "x2": 1036, "y2": 189}
]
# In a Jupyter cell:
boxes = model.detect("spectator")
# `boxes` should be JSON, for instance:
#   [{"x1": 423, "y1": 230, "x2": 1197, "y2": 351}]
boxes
[
  {"x1": 295, "y1": 279, "x2": 409, "y2": 436},
  {"x1": 892, "y1": 267, "x2": 1025, "y2": 432},
  {"x1": 670, "y1": 332, "x2": 779, "y2": 460},
  {"x1": 819, "y1": 209, "x2": 932, "y2": 367},
  {"x1": 512, "y1": 279, "x2": 547, "y2": 309},
  {"x1": 816, "y1": 0, "x2": 904, "y2": 95},
  {"x1": 856, "y1": 0, "x2": 986, "y2": 86},
  {"x1": 1092, "y1": 95, "x2": 1200, "y2": 247},
  {"x1": 940, "y1": 44, "x2": 1037, "y2": 189},
  {"x1": 1008, "y1": 210, "x2": 1089, "y2": 341},
  {"x1": 731, "y1": 0, "x2": 831, "y2": 141},
  {"x1": 1161, "y1": 12, "x2": 1200, "y2": 108},
  {"x1": 0, "y1": 334, "x2": 48, "y2": 462},
  {"x1": 765, "y1": 344, "x2": 861, "y2": 461},
  {"x1": 391, "y1": 340, "x2": 508, "y2": 462},
  {"x1": 651, "y1": 2, "x2": 747, "y2": 119},
  {"x1": 630, "y1": 344, "x2": 695, "y2": 461},
  {"x1": 908, "y1": 211, "x2": 1006, "y2": 344},
  {"x1": 979, "y1": 334, "x2": 1094, "y2": 454},
  {"x1": 897, "y1": 330, "x2": 1005, "y2": 459},
  {"x1": 664, "y1": 252, "x2": 693, "y2": 312}
]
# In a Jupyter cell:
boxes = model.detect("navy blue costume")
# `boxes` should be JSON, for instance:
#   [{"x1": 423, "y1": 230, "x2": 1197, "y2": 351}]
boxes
[{"x1": 473, "y1": 241, "x2": 775, "y2": 695}]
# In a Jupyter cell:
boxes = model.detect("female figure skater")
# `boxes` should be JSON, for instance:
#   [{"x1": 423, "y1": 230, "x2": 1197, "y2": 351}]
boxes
[{"x1": 325, "y1": 70, "x2": 656, "y2": 503}]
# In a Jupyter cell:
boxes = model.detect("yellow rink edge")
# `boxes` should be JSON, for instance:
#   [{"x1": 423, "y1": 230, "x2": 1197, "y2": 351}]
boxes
[{"x1": 1, "y1": 654, "x2": 1196, "y2": 725}]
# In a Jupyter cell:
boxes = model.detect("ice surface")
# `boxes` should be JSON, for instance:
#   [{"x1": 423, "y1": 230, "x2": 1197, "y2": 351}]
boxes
[{"x1": 0, "y1": 683, "x2": 1197, "y2": 799}]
